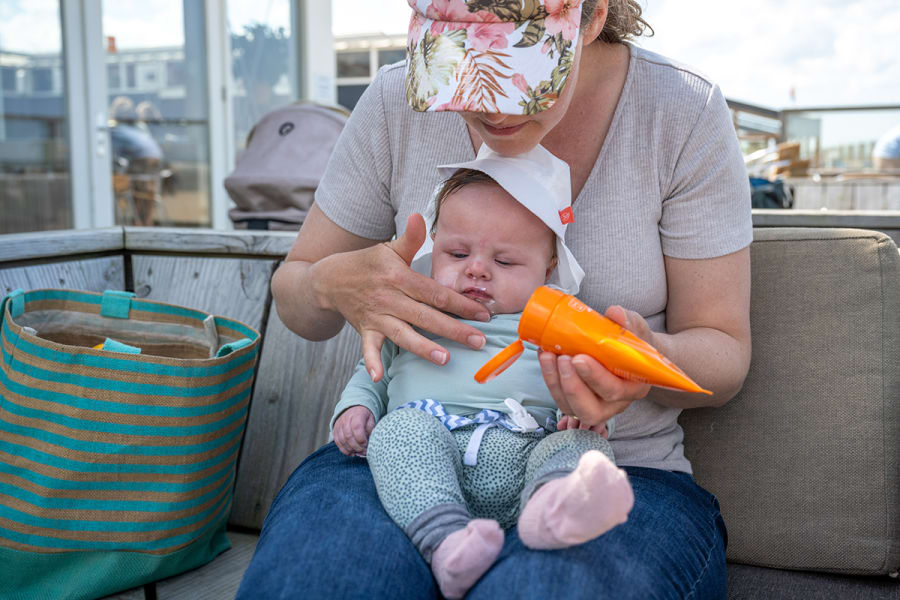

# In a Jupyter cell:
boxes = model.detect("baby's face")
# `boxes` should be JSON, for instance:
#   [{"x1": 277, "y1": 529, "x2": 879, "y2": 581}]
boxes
[{"x1": 430, "y1": 182, "x2": 557, "y2": 315}]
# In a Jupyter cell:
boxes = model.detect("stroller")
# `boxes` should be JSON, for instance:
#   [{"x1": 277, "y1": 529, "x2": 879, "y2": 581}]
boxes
[{"x1": 225, "y1": 102, "x2": 349, "y2": 230}]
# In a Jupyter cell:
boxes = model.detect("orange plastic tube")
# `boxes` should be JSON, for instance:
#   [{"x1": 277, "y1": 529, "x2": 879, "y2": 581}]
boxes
[{"x1": 475, "y1": 286, "x2": 711, "y2": 394}]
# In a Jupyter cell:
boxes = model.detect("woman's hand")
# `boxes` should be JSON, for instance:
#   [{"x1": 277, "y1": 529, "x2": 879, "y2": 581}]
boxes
[
  {"x1": 309, "y1": 213, "x2": 491, "y2": 381},
  {"x1": 333, "y1": 406, "x2": 376, "y2": 457},
  {"x1": 540, "y1": 305, "x2": 652, "y2": 427}
]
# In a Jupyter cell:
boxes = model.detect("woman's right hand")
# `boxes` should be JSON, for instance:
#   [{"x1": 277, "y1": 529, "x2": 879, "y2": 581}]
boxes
[{"x1": 310, "y1": 213, "x2": 491, "y2": 381}]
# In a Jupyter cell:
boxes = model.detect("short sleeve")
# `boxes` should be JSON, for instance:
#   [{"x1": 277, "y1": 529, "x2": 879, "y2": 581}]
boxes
[
  {"x1": 315, "y1": 67, "x2": 397, "y2": 240},
  {"x1": 659, "y1": 84, "x2": 752, "y2": 259}
]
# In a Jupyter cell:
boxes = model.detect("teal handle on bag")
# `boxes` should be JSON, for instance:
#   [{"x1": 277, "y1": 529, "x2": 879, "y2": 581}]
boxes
[
  {"x1": 100, "y1": 290, "x2": 137, "y2": 319},
  {"x1": 2, "y1": 289, "x2": 26, "y2": 319}
]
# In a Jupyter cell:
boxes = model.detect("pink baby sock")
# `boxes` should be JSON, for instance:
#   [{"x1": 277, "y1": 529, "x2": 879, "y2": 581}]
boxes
[
  {"x1": 430, "y1": 519, "x2": 504, "y2": 599},
  {"x1": 517, "y1": 450, "x2": 634, "y2": 550}
]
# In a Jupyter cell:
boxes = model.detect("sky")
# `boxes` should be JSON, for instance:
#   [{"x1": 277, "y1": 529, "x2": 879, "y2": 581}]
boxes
[
  {"x1": 1, "y1": 0, "x2": 897, "y2": 111},
  {"x1": 332, "y1": 0, "x2": 900, "y2": 110}
]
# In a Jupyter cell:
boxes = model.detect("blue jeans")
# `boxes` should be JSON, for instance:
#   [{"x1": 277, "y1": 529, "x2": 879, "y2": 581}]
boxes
[{"x1": 236, "y1": 443, "x2": 727, "y2": 600}]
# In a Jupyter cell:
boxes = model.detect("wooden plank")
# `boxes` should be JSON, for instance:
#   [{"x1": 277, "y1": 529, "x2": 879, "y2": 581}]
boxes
[
  {"x1": 131, "y1": 255, "x2": 276, "y2": 332},
  {"x1": 126, "y1": 228, "x2": 296, "y2": 257},
  {"x1": 0, "y1": 228, "x2": 123, "y2": 263},
  {"x1": 0, "y1": 256, "x2": 126, "y2": 296},
  {"x1": 230, "y1": 311, "x2": 362, "y2": 529}
]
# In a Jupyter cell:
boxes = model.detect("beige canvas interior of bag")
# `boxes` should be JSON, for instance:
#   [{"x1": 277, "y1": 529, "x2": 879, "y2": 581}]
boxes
[{"x1": 15, "y1": 310, "x2": 243, "y2": 359}]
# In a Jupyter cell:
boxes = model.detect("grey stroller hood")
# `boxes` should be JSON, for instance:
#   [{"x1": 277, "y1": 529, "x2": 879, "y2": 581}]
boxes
[{"x1": 225, "y1": 103, "x2": 348, "y2": 230}]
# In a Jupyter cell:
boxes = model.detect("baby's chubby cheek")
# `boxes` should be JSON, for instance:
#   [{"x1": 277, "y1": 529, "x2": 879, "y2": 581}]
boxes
[{"x1": 433, "y1": 271, "x2": 457, "y2": 290}]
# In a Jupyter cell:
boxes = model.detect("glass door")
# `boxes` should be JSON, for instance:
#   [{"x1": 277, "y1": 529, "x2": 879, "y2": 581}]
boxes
[
  {"x1": 228, "y1": 0, "x2": 297, "y2": 156},
  {"x1": 0, "y1": 0, "x2": 71, "y2": 234},
  {"x1": 102, "y1": 0, "x2": 211, "y2": 227}
]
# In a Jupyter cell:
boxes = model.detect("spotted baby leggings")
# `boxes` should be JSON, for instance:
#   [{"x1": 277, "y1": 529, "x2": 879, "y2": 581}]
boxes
[{"x1": 366, "y1": 407, "x2": 615, "y2": 562}]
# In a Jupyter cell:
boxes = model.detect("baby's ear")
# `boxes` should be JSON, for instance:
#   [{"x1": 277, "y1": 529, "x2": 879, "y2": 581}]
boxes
[{"x1": 545, "y1": 256, "x2": 559, "y2": 280}]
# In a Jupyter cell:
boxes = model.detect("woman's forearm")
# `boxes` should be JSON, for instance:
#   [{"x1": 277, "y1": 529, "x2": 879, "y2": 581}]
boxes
[
  {"x1": 270, "y1": 259, "x2": 346, "y2": 341},
  {"x1": 649, "y1": 326, "x2": 751, "y2": 409}
]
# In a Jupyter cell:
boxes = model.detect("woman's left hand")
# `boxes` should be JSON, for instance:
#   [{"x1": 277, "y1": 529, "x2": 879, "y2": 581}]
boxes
[{"x1": 540, "y1": 305, "x2": 653, "y2": 428}]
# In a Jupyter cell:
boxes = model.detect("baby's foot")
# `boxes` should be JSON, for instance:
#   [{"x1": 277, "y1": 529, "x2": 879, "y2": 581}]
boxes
[
  {"x1": 431, "y1": 519, "x2": 504, "y2": 599},
  {"x1": 517, "y1": 450, "x2": 634, "y2": 550}
]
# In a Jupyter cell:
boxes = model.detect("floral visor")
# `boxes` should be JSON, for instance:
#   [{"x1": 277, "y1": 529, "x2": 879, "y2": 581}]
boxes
[{"x1": 405, "y1": 0, "x2": 583, "y2": 115}]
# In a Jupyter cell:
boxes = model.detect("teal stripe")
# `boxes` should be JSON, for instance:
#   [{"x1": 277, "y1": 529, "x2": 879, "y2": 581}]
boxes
[
  {"x1": 0, "y1": 370, "x2": 251, "y2": 417},
  {"x1": 1, "y1": 394, "x2": 248, "y2": 437},
  {"x1": 0, "y1": 472, "x2": 232, "y2": 515},
  {"x1": 4, "y1": 324, "x2": 256, "y2": 378},
  {"x1": 22, "y1": 289, "x2": 102, "y2": 306},
  {"x1": 0, "y1": 417, "x2": 244, "y2": 456},
  {"x1": 0, "y1": 489, "x2": 231, "y2": 534},
  {"x1": 0, "y1": 459, "x2": 234, "y2": 494},
  {"x1": 213, "y1": 316, "x2": 257, "y2": 340},
  {"x1": 3, "y1": 340, "x2": 256, "y2": 397},
  {"x1": 0, "y1": 504, "x2": 229, "y2": 552},
  {"x1": 0, "y1": 437, "x2": 240, "y2": 475}
]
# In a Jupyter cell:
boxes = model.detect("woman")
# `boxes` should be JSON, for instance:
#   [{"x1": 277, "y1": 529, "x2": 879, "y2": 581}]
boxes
[{"x1": 237, "y1": 1, "x2": 751, "y2": 597}]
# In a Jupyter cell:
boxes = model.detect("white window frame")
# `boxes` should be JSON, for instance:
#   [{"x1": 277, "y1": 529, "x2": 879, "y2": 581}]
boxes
[{"x1": 62, "y1": 0, "x2": 114, "y2": 229}]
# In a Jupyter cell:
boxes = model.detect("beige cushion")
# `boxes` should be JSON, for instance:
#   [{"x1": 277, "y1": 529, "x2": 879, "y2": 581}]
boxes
[{"x1": 681, "y1": 228, "x2": 900, "y2": 575}]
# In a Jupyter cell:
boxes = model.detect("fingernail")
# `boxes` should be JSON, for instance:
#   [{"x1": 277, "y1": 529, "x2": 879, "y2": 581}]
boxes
[
  {"x1": 476, "y1": 311, "x2": 491, "y2": 322},
  {"x1": 369, "y1": 369, "x2": 377, "y2": 381},
  {"x1": 558, "y1": 357, "x2": 574, "y2": 377},
  {"x1": 430, "y1": 350, "x2": 448, "y2": 365},
  {"x1": 468, "y1": 335, "x2": 486, "y2": 350}
]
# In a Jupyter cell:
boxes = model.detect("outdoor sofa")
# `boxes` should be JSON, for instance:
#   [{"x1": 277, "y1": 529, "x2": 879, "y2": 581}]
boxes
[{"x1": 0, "y1": 212, "x2": 897, "y2": 599}]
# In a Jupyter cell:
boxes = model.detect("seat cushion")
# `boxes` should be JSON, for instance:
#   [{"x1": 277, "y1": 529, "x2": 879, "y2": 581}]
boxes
[
  {"x1": 727, "y1": 563, "x2": 899, "y2": 599},
  {"x1": 681, "y1": 228, "x2": 900, "y2": 575}
]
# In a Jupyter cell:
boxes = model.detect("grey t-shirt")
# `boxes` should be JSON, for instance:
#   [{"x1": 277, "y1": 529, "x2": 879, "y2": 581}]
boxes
[{"x1": 315, "y1": 43, "x2": 752, "y2": 474}]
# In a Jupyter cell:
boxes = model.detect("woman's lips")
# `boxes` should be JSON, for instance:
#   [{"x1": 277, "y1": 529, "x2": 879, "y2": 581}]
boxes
[{"x1": 481, "y1": 121, "x2": 526, "y2": 136}]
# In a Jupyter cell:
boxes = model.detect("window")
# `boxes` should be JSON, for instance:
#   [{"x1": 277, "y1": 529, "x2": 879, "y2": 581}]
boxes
[
  {"x1": 336, "y1": 51, "x2": 369, "y2": 78},
  {"x1": 166, "y1": 60, "x2": 184, "y2": 87},
  {"x1": 1, "y1": 67, "x2": 16, "y2": 92},
  {"x1": 32, "y1": 68, "x2": 53, "y2": 93},
  {"x1": 107, "y1": 64, "x2": 121, "y2": 89},
  {"x1": 228, "y1": 2, "x2": 297, "y2": 155},
  {"x1": 337, "y1": 84, "x2": 369, "y2": 111},
  {"x1": 125, "y1": 63, "x2": 135, "y2": 88},
  {"x1": 0, "y1": 1, "x2": 72, "y2": 234},
  {"x1": 378, "y1": 49, "x2": 406, "y2": 68}
]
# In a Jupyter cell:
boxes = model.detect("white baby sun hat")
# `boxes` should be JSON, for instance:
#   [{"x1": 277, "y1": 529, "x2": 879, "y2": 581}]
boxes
[{"x1": 412, "y1": 143, "x2": 585, "y2": 295}]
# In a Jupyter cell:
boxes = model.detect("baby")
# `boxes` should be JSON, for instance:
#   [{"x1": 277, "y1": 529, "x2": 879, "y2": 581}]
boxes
[{"x1": 330, "y1": 145, "x2": 634, "y2": 599}]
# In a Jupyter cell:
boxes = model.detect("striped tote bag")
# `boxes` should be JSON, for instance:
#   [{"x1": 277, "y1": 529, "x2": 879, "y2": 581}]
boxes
[{"x1": 0, "y1": 289, "x2": 261, "y2": 600}]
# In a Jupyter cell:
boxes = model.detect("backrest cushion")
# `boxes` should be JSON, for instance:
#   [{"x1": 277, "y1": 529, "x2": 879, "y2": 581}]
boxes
[{"x1": 681, "y1": 228, "x2": 899, "y2": 575}]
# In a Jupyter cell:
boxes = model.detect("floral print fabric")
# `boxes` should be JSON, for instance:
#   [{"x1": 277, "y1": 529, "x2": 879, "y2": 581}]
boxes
[{"x1": 405, "y1": 0, "x2": 582, "y2": 114}]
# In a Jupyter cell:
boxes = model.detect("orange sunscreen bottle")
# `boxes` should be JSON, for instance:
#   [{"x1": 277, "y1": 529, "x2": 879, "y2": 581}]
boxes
[{"x1": 474, "y1": 286, "x2": 711, "y2": 394}]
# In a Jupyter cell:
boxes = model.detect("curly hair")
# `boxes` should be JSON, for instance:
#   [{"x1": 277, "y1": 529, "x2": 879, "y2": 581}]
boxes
[{"x1": 581, "y1": 0, "x2": 653, "y2": 44}]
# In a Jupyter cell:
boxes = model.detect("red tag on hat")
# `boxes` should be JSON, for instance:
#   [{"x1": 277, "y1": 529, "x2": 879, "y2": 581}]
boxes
[{"x1": 559, "y1": 207, "x2": 574, "y2": 225}]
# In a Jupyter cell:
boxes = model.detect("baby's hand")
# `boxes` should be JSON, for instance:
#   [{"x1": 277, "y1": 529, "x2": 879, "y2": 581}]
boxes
[
  {"x1": 334, "y1": 406, "x2": 376, "y2": 456},
  {"x1": 557, "y1": 415, "x2": 609, "y2": 439}
]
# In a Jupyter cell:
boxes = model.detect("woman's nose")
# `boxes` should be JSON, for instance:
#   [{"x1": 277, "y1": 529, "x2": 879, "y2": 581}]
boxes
[{"x1": 465, "y1": 258, "x2": 491, "y2": 280}]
